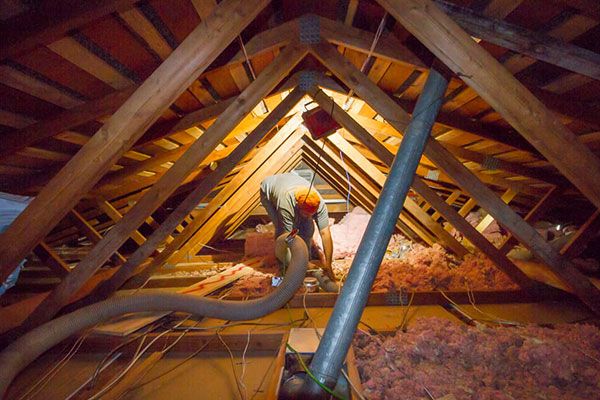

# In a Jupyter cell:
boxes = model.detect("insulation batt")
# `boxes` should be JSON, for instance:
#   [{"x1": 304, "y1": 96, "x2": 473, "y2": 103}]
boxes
[{"x1": 353, "y1": 317, "x2": 600, "y2": 400}]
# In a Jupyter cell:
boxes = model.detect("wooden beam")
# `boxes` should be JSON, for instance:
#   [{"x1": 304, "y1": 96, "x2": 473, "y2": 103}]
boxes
[
  {"x1": 325, "y1": 129, "x2": 469, "y2": 257},
  {"x1": 431, "y1": 190, "x2": 460, "y2": 221},
  {"x1": 561, "y1": 209, "x2": 600, "y2": 259},
  {"x1": 95, "y1": 198, "x2": 146, "y2": 246},
  {"x1": 0, "y1": 0, "x2": 271, "y2": 283},
  {"x1": 307, "y1": 91, "x2": 539, "y2": 288},
  {"x1": 0, "y1": 87, "x2": 135, "y2": 160},
  {"x1": 163, "y1": 120, "x2": 305, "y2": 266},
  {"x1": 318, "y1": 16, "x2": 426, "y2": 70},
  {"x1": 499, "y1": 186, "x2": 562, "y2": 254},
  {"x1": 84, "y1": 89, "x2": 306, "y2": 301},
  {"x1": 411, "y1": 179, "x2": 535, "y2": 288},
  {"x1": 434, "y1": 0, "x2": 600, "y2": 80},
  {"x1": 69, "y1": 210, "x2": 127, "y2": 264},
  {"x1": 475, "y1": 188, "x2": 518, "y2": 233},
  {"x1": 301, "y1": 136, "x2": 432, "y2": 244},
  {"x1": 309, "y1": 41, "x2": 600, "y2": 312},
  {"x1": 0, "y1": 0, "x2": 139, "y2": 60},
  {"x1": 376, "y1": 0, "x2": 600, "y2": 211},
  {"x1": 32, "y1": 242, "x2": 70, "y2": 278},
  {"x1": 165, "y1": 128, "x2": 307, "y2": 266},
  {"x1": 21, "y1": 45, "x2": 307, "y2": 327}
]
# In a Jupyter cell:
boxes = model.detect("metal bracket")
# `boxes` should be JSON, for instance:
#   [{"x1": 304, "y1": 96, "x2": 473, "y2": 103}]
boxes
[
  {"x1": 385, "y1": 289, "x2": 409, "y2": 306},
  {"x1": 482, "y1": 155, "x2": 500, "y2": 170},
  {"x1": 299, "y1": 15, "x2": 320, "y2": 44},
  {"x1": 298, "y1": 70, "x2": 317, "y2": 91}
]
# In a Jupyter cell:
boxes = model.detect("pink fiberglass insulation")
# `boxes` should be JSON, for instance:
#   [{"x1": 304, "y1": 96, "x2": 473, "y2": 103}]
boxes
[
  {"x1": 245, "y1": 231, "x2": 275, "y2": 258},
  {"x1": 353, "y1": 317, "x2": 600, "y2": 400},
  {"x1": 228, "y1": 257, "x2": 279, "y2": 297},
  {"x1": 335, "y1": 243, "x2": 517, "y2": 291},
  {"x1": 329, "y1": 207, "x2": 371, "y2": 259}
]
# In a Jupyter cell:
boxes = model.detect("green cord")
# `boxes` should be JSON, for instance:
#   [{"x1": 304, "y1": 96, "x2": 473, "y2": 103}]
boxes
[{"x1": 285, "y1": 343, "x2": 348, "y2": 400}]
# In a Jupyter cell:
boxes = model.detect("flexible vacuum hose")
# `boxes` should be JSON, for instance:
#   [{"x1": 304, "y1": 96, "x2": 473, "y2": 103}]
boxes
[{"x1": 0, "y1": 234, "x2": 307, "y2": 397}]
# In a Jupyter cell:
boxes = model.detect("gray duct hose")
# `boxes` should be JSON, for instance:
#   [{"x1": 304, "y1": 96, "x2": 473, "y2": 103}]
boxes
[
  {"x1": 0, "y1": 234, "x2": 307, "y2": 397},
  {"x1": 311, "y1": 270, "x2": 339, "y2": 293}
]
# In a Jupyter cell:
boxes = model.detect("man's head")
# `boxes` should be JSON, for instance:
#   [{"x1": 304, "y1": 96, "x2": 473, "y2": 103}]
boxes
[{"x1": 294, "y1": 187, "x2": 320, "y2": 216}]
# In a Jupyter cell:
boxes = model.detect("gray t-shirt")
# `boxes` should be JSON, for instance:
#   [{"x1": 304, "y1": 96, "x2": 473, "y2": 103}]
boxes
[{"x1": 260, "y1": 173, "x2": 329, "y2": 242}]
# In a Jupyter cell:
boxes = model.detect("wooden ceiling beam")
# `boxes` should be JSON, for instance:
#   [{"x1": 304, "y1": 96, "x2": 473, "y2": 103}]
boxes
[
  {"x1": 0, "y1": 0, "x2": 139, "y2": 60},
  {"x1": 0, "y1": 0, "x2": 270, "y2": 284},
  {"x1": 434, "y1": 0, "x2": 600, "y2": 80},
  {"x1": 377, "y1": 0, "x2": 600, "y2": 211},
  {"x1": 309, "y1": 41, "x2": 600, "y2": 312}
]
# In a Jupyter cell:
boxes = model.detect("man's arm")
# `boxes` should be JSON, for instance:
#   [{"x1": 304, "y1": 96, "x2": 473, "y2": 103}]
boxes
[{"x1": 319, "y1": 225, "x2": 335, "y2": 280}]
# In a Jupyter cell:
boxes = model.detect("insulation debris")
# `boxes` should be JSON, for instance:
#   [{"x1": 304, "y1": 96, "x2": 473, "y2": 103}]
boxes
[{"x1": 354, "y1": 317, "x2": 600, "y2": 400}]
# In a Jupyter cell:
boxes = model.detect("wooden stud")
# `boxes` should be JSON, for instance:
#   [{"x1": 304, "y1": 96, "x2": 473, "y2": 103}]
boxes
[{"x1": 0, "y1": 0, "x2": 271, "y2": 283}]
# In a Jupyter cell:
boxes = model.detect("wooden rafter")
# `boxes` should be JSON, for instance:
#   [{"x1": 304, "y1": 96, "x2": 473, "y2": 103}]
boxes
[
  {"x1": 302, "y1": 134, "x2": 437, "y2": 246},
  {"x1": 163, "y1": 121, "x2": 307, "y2": 267},
  {"x1": 325, "y1": 130, "x2": 468, "y2": 257},
  {"x1": 84, "y1": 89, "x2": 307, "y2": 302},
  {"x1": 0, "y1": 0, "x2": 271, "y2": 283},
  {"x1": 376, "y1": 0, "x2": 600, "y2": 211},
  {"x1": 22, "y1": 50, "x2": 307, "y2": 330},
  {"x1": 434, "y1": 0, "x2": 600, "y2": 80},
  {"x1": 0, "y1": 0, "x2": 139, "y2": 60},
  {"x1": 308, "y1": 41, "x2": 600, "y2": 312}
]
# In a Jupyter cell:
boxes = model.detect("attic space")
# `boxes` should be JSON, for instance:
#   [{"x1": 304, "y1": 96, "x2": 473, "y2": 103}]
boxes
[{"x1": 1, "y1": 0, "x2": 600, "y2": 399}]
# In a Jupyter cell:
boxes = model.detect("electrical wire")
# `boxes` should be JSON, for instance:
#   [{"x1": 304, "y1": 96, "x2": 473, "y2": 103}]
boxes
[
  {"x1": 343, "y1": 12, "x2": 388, "y2": 108},
  {"x1": 86, "y1": 317, "x2": 191, "y2": 400},
  {"x1": 239, "y1": 330, "x2": 252, "y2": 400},
  {"x1": 64, "y1": 352, "x2": 122, "y2": 400},
  {"x1": 17, "y1": 332, "x2": 89, "y2": 400},
  {"x1": 399, "y1": 291, "x2": 415, "y2": 331},
  {"x1": 217, "y1": 329, "x2": 247, "y2": 400},
  {"x1": 339, "y1": 150, "x2": 352, "y2": 213}
]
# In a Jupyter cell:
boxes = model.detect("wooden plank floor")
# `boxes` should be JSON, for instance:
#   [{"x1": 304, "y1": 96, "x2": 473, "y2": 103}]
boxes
[{"x1": 6, "y1": 300, "x2": 595, "y2": 399}]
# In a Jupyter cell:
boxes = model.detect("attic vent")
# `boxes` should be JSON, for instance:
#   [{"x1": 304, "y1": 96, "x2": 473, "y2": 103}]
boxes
[{"x1": 299, "y1": 15, "x2": 320, "y2": 44}]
